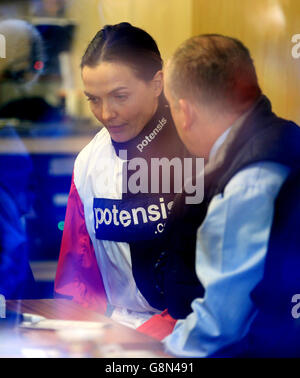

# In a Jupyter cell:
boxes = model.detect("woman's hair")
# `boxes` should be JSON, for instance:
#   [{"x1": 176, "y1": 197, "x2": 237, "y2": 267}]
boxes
[{"x1": 81, "y1": 22, "x2": 163, "y2": 81}]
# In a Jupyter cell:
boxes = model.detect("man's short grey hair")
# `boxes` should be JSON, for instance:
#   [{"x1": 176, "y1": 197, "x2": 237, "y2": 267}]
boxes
[{"x1": 167, "y1": 34, "x2": 261, "y2": 110}]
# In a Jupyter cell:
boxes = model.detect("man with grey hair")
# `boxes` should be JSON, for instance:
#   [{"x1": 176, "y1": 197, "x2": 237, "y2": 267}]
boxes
[{"x1": 162, "y1": 34, "x2": 300, "y2": 357}]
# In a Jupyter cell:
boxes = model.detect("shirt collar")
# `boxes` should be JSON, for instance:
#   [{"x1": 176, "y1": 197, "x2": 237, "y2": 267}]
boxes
[
  {"x1": 209, "y1": 127, "x2": 232, "y2": 161},
  {"x1": 208, "y1": 103, "x2": 257, "y2": 161}
]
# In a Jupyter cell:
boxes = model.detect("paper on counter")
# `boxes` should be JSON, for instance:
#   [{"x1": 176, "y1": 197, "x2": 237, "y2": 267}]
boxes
[{"x1": 20, "y1": 318, "x2": 109, "y2": 331}]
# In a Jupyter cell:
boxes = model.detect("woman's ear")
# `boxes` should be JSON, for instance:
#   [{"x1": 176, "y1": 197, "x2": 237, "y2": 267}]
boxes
[{"x1": 151, "y1": 70, "x2": 163, "y2": 97}]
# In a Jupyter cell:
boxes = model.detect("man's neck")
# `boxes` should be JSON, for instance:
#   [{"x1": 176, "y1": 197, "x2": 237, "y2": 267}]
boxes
[{"x1": 208, "y1": 101, "x2": 258, "y2": 160}]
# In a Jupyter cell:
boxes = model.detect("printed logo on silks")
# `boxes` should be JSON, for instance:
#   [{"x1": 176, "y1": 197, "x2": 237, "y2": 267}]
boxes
[{"x1": 93, "y1": 194, "x2": 174, "y2": 242}]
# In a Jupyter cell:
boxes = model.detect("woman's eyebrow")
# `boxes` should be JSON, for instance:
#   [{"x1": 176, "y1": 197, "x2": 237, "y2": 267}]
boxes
[
  {"x1": 83, "y1": 91, "x2": 97, "y2": 98},
  {"x1": 109, "y1": 86, "x2": 129, "y2": 95},
  {"x1": 84, "y1": 87, "x2": 128, "y2": 98}
]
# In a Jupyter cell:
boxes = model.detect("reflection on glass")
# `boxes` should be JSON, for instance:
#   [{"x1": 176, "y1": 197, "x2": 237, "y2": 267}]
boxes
[
  {"x1": 0, "y1": 0, "x2": 96, "y2": 300},
  {"x1": 0, "y1": 19, "x2": 43, "y2": 299}
]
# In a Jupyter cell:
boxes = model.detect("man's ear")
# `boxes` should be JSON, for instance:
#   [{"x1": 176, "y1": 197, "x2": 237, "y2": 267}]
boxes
[
  {"x1": 152, "y1": 70, "x2": 163, "y2": 97},
  {"x1": 178, "y1": 98, "x2": 194, "y2": 130}
]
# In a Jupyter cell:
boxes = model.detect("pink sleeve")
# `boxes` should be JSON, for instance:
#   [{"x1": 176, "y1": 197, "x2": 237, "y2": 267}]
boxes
[{"x1": 54, "y1": 174, "x2": 107, "y2": 313}]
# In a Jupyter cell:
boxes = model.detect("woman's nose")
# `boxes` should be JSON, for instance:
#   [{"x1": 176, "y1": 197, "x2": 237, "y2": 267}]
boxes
[{"x1": 101, "y1": 101, "x2": 117, "y2": 123}]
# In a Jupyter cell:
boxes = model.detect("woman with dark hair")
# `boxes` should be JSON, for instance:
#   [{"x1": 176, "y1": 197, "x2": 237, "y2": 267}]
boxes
[{"x1": 54, "y1": 23, "x2": 191, "y2": 334}]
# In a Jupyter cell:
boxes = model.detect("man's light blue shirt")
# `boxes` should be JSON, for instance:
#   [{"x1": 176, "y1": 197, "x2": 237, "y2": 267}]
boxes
[{"x1": 163, "y1": 126, "x2": 290, "y2": 357}]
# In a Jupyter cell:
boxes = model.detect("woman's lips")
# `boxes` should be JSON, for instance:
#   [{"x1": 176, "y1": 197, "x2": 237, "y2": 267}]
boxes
[{"x1": 108, "y1": 124, "x2": 126, "y2": 133}]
